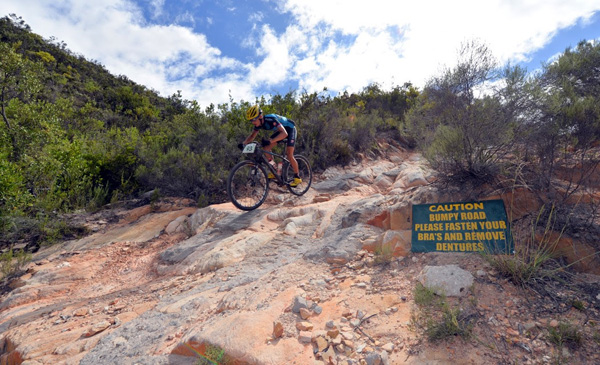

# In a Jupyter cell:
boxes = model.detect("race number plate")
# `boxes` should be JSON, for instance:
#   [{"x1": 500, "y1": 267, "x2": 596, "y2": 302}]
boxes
[{"x1": 242, "y1": 144, "x2": 256, "y2": 154}]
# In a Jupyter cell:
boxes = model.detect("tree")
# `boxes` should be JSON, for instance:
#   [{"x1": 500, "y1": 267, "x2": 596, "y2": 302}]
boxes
[
  {"x1": 526, "y1": 40, "x2": 600, "y2": 193},
  {"x1": 406, "y1": 40, "x2": 518, "y2": 179},
  {"x1": 541, "y1": 40, "x2": 600, "y2": 148}
]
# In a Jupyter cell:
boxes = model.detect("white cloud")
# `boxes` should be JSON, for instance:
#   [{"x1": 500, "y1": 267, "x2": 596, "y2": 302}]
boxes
[
  {"x1": 174, "y1": 12, "x2": 195, "y2": 26},
  {"x1": 0, "y1": 0, "x2": 246, "y2": 106},
  {"x1": 179, "y1": 73, "x2": 254, "y2": 107},
  {"x1": 250, "y1": 25, "x2": 297, "y2": 86},
  {"x1": 281, "y1": 0, "x2": 600, "y2": 92},
  {"x1": 149, "y1": 0, "x2": 165, "y2": 19},
  {"x1": 249, "y1": 11, "x2": 264, "y2": 23},
  {"x1": 292, "y1": 29, "x2": 408, "y2": 92},
  {"x1": 1, "y1": 0, "x2": 599, "y2": 107}
]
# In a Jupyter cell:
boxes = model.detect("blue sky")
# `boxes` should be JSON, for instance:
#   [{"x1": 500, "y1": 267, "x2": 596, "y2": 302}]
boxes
[{"x1": 1, "y1": 1, "x2": 600, "y2": 107}]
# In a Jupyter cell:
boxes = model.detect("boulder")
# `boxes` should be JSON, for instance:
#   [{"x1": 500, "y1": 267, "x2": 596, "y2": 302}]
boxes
[{"x1": 418, "y1": 265, "x2": 474, "y2": 297}]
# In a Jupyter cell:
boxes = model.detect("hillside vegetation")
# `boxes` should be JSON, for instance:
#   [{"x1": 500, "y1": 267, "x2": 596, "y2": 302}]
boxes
[{"x1": 1, "y1": 14, "x2": 599, "y2": 256}]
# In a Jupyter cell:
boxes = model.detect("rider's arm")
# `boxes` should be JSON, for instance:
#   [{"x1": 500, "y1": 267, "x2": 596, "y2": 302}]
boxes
[
  {"x1": 243, "y1": 130, "x2": 259, "y2": 145},
  {"x1": 269, "y1": 124, "x2": 288, "y2": 144}
]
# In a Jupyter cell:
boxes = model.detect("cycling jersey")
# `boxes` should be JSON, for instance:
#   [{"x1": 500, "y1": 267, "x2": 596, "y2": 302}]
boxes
[
  {"x1": 255, "y1": 114, "x2": 297, "y2": 147},
  {"x1": 253, "y1": 114, "x2": 296, "y2": 131}
]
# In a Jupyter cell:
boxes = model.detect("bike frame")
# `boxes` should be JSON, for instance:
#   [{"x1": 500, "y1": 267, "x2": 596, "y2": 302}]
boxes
[
  {"x1": 260, "y1": 150, "x2": 291, "y2": 186},
  {"x1": 243, "y1": 142, "x2": 291, "y2": 187}
]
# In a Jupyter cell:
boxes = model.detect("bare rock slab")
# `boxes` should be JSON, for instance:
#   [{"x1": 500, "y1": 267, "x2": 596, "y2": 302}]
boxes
[{"x1": 418, "y1": 265, "x2": 474, "y2": 297}]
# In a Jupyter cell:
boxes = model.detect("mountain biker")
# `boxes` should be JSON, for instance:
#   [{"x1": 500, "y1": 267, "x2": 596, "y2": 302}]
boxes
[{"x1": 242, "y1": 105, "x2": 302, "y2": 187}]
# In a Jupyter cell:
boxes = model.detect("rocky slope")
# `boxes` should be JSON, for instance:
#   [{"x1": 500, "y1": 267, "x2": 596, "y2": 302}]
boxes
[{"x1": 1, "y1": 145, "x2": 599, "y2": 365}]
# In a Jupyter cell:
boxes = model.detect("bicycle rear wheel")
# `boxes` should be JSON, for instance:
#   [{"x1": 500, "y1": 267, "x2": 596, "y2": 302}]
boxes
[
  {"x1": 285, "y1": 155, "x2": 312, "y2": 196},
  {"x1": 227, "y1": 161, "x2": 269, "y2": 210}
]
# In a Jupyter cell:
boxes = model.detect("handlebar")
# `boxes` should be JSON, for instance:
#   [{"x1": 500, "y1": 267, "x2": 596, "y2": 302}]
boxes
[{"x1": 239, "y1": 141, "x2": 263, "y2": 157}]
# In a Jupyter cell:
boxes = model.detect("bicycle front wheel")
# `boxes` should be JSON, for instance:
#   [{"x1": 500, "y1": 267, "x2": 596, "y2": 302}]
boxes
[
  {"x1": 227, "y1": 161, "x2": 269, "y2": 210},
  {"x1": 285, "y1": 155, "x2": 312, "y2": 196}
]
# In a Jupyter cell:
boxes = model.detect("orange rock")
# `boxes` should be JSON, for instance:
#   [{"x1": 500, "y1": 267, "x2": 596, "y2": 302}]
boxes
[
  {"x1": 73, "y1": 307, "x2": 89, "y2": 316},
  {"x1": 170, "y1": 340, "x2": 205, "y2": 357},
  {"x1": 273, "y1": 321, "x2": 284, "y2": 338},
  {"x1": 550, "y1": 233, "x2": 600, "y2": 275},
  {"x1": 299, "y1": 308, "x2": 312, "y2": 320},
  {"x1": 84, "y1": 320, "x2": 111, "y2": 337},
  {"x1": 295, "y1": 321, "x2": 313, "y2": 331},
  {"x1": 367, "y1": 210, "x2": 390, "y2": 229},
  {"x1": 315, "y1": 336, "x2": 328, "y2": 352},
  {"x1": 327, "y1": 328, "x2": 340, "y2": 338},
  {"x1": 485, "y1": 189, "x2": 541, "y2": 221}
]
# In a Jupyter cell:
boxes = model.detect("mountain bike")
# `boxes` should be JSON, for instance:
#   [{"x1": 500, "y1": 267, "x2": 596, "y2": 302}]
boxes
[{"x1": 227, "y1": 141, "x2": 312, "y2": 211}]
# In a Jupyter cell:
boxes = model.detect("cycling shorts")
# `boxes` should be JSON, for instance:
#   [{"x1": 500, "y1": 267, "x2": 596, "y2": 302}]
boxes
[{"x1": 270, "y1": 126, "x2": 296, "y2": 147}]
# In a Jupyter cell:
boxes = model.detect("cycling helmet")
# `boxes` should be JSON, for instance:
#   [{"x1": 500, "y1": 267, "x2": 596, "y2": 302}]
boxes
[{"x1": 246, "y1": 105, "x2": 262, "y2": 121}]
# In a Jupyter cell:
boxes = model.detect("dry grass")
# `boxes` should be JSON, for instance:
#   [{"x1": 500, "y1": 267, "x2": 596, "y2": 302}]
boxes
[
  {"x1": 483, "y1": 205, "x2": 565, "y2": 287},
  {"x1": 411, "y1": 283, "x2": 475, "y2": 342}
]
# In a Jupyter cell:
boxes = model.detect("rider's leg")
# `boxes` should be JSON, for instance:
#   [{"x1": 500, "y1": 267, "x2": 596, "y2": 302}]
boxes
[
  {"x1": 287, "y1": 146, "x2": 302, "y2": 187},
  {"x1": 263, "y1": 144, "x2": 274, "y2": 157},
  {"x1": 283, "y1": 127, "x2": 299, "y2": 175},
  {"x1": 263, "y1": 144, "x2": 277, "y2": 179},
  {"x1": 263, "y1": 136, "x2": 277, "y2": 179},
  {"x1": 265, "y1": 132, "x2": 281, "y2": 163},
  {"x1": 286, "y1": 146, "x2": 299, "y2": 175}
]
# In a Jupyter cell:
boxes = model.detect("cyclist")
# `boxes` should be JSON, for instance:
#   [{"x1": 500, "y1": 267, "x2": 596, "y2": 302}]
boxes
[{"x1": 242, "y1": 105, "x2": 302, "y2": 187}]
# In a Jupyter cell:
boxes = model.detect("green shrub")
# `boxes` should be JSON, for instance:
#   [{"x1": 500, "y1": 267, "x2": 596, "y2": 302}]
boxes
[
  {"x1": 413, "y1": 282, "x2": 445, "y2": 308},
  {"x1": 181, "y1": 341, "x2": 235, "y2": 365},
  {"x1": 425, "y1": 304, "x2": 474, "y2": 342},
  {"x1": 373, "y1": 244, "x2": 394, "y2": 265},
  {"x1": 423, "y1": 124, "x2": 467, "y2": 173},
  {"x1": 135, "y1": 109, "x2": 235, "y2": 204},
  {"x1": 405, "y1": 41, "x2": 519, "y2": 181},
  {"x1": 0, "y1": 214, "x2": 89, "y2": 249},
  {"x1": 0, "y1": 249, "x2": 32, "y2": 280},
  {"x1": 571, "y1": 300, "x2": 585, "y2": 311},
  {"x1": 548, "y1": 321, "x2": 582, "y2": 350},
  {"x1": 91, "y1": 126, "x2": 141, "y2": 198},
  {"x1": 347, "y1": 113, "x2": 377, "y2": 151},
  {"x1": 0, "y1": 153, "x2": 33, "y2": 233},
  {"x1": 482, "y1": 205, "x2": 563, "y2": 287},
  {"x1": 196, "y1": 343, "x2": 234, "y2": 365},
  {"x1": 411, "y1": 283, "x2": 474, "y2": 342},
  {"x1": 87, "y1": 182, "x2": 111, "y2": 212},
  {"x1": 22, "y1": 137, "x2": 100, "y2": 212},
  {"x1": 593, "y1": 330, "x2": 600, "y2": 344}
]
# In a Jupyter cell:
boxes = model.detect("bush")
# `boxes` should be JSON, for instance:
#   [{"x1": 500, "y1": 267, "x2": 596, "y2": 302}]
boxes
[
  {"x1": 425, "y1": 304, "x2": 474, "y2": 342},
  {"x1": 413, "y1": 282, "x2": 445, "y2": 307},
  {"x1": 0, "y1": 248, "x2": 32, "y2": 280},
  {"x1": 135, "y1": 109, "x2": 235, "y2": 203},
  {"x1": 406, "y1": 41, "x2": 518, "y2": 180},
  {"x1": 196, "y1": 343, "x2": 235, "y2": 365},
  {"x1": 482, "y1": 205, "x2": 564, "y2": 287},
  {"x1": 411, "y1": 283, "x2": 474, "y2": 342},
  {"x1": 21, "y1": 137, "x2": 100, "y2": 212},
  {"x1": 0, "y1": 153, "x2": 33, "y2": 232},
  {"x1": 547, "y1": 321, "x2": 582, "y2": 350}
]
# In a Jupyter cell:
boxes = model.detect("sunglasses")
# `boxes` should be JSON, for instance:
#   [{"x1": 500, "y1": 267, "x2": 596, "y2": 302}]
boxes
[{"x1": 251, "y1": 116, "x2": 260, "y2": 122}]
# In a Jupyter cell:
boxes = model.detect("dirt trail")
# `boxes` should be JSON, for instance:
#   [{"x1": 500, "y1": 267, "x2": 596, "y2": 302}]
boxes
[{"x1": 1, "y1": 146, "x2": 599, "y2": 365}]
